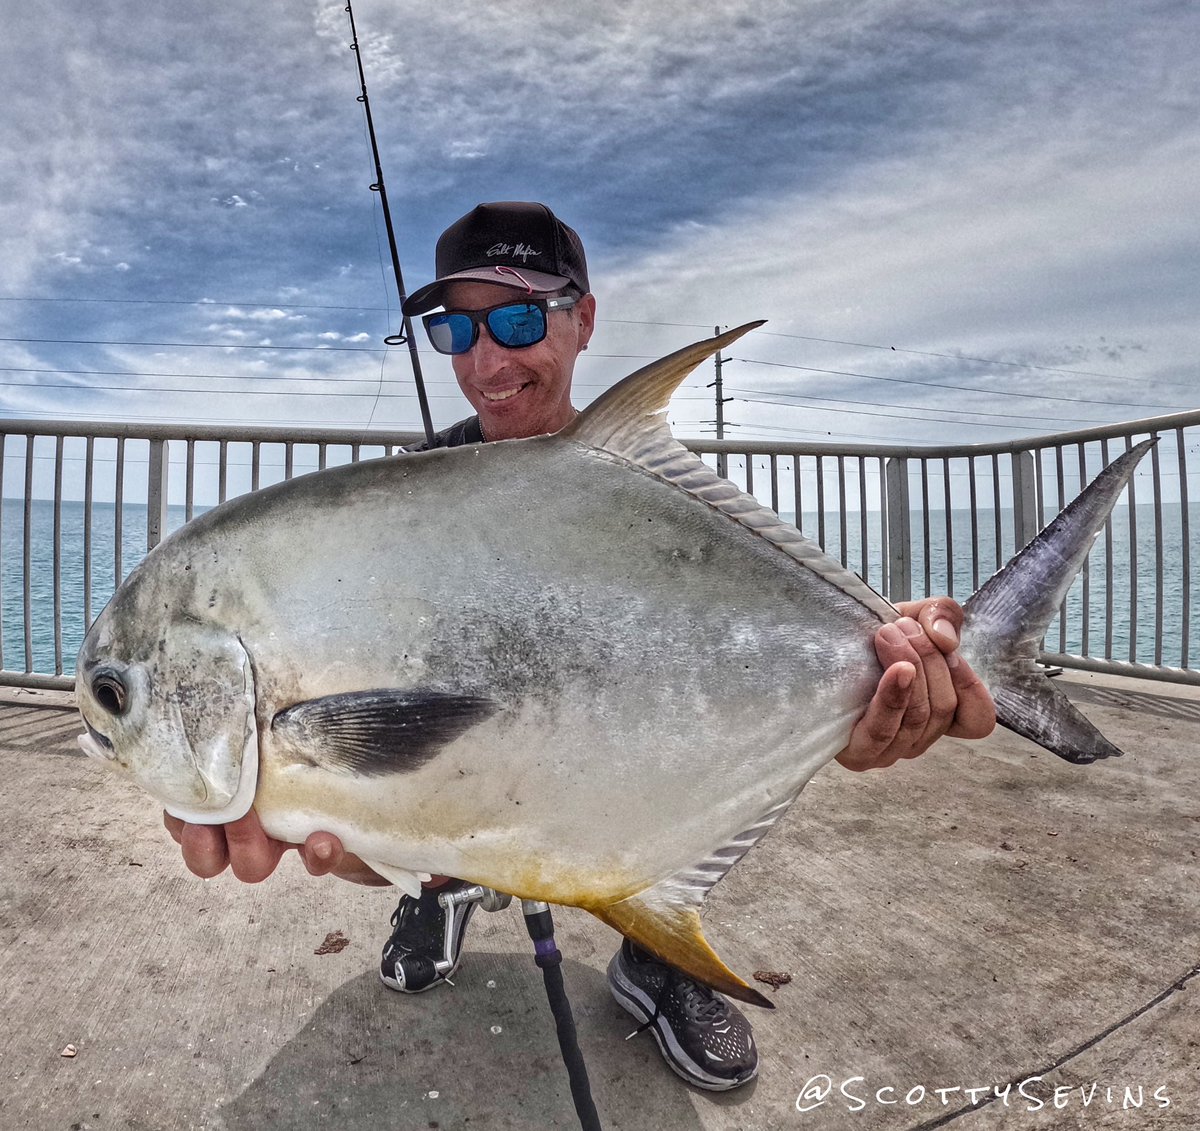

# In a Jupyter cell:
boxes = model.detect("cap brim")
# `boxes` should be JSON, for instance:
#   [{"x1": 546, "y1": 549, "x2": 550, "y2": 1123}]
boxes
[{"x1": 402, "y1": 266, "x2": 570, "y2": 315}]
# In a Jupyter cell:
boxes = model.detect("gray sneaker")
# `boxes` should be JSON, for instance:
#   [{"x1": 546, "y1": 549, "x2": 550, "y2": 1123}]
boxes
[{"x1": 607, "y1": 939, "x2": 759, "y2": 1091}]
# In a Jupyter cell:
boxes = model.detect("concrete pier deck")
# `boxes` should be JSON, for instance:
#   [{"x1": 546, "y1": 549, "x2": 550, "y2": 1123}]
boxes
[{"x1": 2, "y1": 671, "x2": 1197, "y2": 1130}]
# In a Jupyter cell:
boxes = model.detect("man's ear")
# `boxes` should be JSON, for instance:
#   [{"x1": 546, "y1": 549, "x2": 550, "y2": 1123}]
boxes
[{"x1": 576, "y1": 292, "x2": 597, "y2": 352}]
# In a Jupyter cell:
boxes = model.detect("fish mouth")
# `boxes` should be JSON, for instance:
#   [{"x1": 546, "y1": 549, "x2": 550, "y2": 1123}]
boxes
[{"x1": 78, "y1": 718, "x2": 116, "y2": 762}]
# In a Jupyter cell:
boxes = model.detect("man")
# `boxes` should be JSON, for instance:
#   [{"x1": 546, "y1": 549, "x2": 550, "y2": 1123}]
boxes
[{"x1": 167, "y1": 201, "x2": 995, "y2": 1091}]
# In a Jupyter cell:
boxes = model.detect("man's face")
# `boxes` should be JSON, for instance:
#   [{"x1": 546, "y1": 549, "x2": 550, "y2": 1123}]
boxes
[{"x1": 441, "y1": 281, "x2": 596, "y2": 442}]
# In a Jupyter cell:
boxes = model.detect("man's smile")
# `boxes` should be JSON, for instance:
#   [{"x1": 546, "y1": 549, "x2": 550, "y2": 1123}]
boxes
[{"x1": 480, "y1": 381, "x2": 531, "y2": 403}]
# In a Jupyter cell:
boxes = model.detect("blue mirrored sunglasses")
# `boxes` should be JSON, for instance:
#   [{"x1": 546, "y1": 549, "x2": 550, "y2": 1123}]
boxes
[{"x1": 422, "y1": 296, "x2": 577, "y2": 356}]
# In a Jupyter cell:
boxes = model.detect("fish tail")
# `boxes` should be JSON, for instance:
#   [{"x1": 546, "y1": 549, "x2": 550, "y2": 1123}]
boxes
[{"x1": 959, "y1": 439, "x2": 1155, "y2": 764}]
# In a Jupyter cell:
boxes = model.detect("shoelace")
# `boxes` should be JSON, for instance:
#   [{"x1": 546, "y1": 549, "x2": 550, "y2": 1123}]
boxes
[
  {"x1": 625, "y1": 972, "x2": 726, "y2": 1040},
  {"x1": 682, "y1": 981, "x2": 727, "y2": 1022}
]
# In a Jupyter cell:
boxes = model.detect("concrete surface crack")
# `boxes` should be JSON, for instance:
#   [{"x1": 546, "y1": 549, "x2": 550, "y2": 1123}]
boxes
[{"x1": 902, "y1": 960, "x2": 1200, "y2": 1130}]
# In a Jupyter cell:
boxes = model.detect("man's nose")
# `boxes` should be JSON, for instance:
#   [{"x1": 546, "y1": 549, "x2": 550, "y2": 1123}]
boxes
[{"x1": 467, "y1": 330, "x2": 510, "y2": 379}]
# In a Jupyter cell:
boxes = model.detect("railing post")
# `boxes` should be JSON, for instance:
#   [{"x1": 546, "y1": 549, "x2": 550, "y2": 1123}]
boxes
[
  {"x1": 885, "y1": 456, "x2": 912, "y2": 602},
  {"x1": 148, "y1": 439, "x2": 169, "y2": 550},
  {"x1": 1011, "y1": 450, "x2": 1039, "y2": 551}
]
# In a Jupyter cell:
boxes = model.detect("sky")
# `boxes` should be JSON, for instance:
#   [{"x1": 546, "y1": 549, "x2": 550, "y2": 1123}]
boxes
[{"x1": 1, "y1": 0, "x2": 1197, "y2": 455}]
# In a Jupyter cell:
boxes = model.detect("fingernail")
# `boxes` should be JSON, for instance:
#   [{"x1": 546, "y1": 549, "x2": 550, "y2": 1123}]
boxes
[
  {"x1": 947, "y1": 650, "x2": 961, "y2": 669},
  {"x1": 899, "y1": 617, "x2": 923, "y2": 639},
  {"x1": 313, "y1": 841, "x2": 333, "y2": 862},
  {"x1": 934, "y1": 617, "x2": 958, "y2": 646},
  {"x1": 896, "y1": 663, "x2": 916, "y2": 689},
  {"x1": 880, "y1": 623, "x2": 906, "y2": 646}
]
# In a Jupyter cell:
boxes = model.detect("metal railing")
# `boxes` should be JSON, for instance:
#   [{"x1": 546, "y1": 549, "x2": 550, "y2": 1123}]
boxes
[{"x1": 3, "y1": 409, "x2": 1197, "y2": 691}]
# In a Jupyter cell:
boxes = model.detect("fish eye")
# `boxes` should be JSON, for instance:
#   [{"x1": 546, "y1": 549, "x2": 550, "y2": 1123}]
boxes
[{"x1": 92, "y1": 670, "x2": 128, "y2": 716}]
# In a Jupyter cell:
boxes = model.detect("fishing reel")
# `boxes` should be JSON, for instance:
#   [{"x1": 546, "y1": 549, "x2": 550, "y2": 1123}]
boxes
[{"x1": 434, "y1": 884, "x2": 513, "y2": 978}]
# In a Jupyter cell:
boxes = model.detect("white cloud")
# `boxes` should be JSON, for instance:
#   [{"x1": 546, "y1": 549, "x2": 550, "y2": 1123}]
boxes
[{"x1": 1, "y1": 0, "x2": 1195, "y2": 443}]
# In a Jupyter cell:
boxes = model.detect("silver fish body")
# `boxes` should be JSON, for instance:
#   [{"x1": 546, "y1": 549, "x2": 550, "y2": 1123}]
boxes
[{"x1": 75, "y1": 325, "x2": 1145, "y2": 1004}]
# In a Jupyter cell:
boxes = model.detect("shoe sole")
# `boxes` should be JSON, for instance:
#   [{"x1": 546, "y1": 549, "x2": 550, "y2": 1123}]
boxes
[
  {"x1": 607, "y1": 956, "x2": 758, "y2": 1092},
  {"x1": 379, "y1": 960, "x2": 462, "y2": 994}
]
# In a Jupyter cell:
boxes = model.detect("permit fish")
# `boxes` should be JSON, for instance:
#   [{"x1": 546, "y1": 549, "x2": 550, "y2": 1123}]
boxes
[{"x1": 75, "y1": 323, "x2": 1148, "y2": 1009}]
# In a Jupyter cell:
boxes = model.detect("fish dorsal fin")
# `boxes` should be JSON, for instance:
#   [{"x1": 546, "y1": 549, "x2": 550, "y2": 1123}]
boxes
[
  {"x1": 564, "y1": 322, "x2": 896, "y2": 621},
  {"x1": 564, "y1": 322, "x2": 765, "y2": 449}
]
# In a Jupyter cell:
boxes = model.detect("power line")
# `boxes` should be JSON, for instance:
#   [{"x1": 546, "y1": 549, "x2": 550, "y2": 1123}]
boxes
[
  {"x1": 0, "y1": 295, "x2": 388, "y2": 313},
  {"x1": 1, "y1": 343, "x2": 1184, "y2": 412},
  {"x1": 730, "y1": 358, "x2": 1192, "y2": 410},
  {"x1": 0, "y1": 362, "x2": 639, "y2": 396},
  {"x1": 749, "y1": 327, "x2": 1147, "y2": 384},
  {"x1": 731, "y1": 390, "x2": 1117, "y2": 428},
  {"x1": 727, "y1": 394, "x2": 1101, "y2": 432},
  {"x1": 0, "y1": 335, "x2": 381, "y2": 354},
  {"x1": 0, "y1": 294, "x2": 1180, "y2": 386}
]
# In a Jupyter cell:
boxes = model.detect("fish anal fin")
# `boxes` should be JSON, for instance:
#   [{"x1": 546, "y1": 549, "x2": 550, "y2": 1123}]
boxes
[{"x1": 592, "y1": 893, "x2": 773, "y2": 1010}]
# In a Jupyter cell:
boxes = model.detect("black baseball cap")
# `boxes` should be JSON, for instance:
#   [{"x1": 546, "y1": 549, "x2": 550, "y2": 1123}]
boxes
[{"x1": 402, "y1": 201, "x2": 590, "y2": 315}]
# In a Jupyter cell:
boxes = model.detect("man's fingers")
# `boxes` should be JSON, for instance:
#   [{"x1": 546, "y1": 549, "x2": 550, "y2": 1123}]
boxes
[
  {"x1": 887, "y1": 618, "x2": 941, "y2": 751},
  {"x1": 840, "y1": 600, "x2": 997, "y2": 773},
  {"x1": 902, "y1": 619, "x2": 959, "y2": 755},
  {"x1": 222, "y1": 811, "x2": 288, "y2": 883},
  {"x1": 299, "y1": 832, "x2": 347, "y2": 877},
  {"x1": 178, "y1": 822, "x2": 230, "y2": 879},
  {"x1": 836, "y1": 658, "x2": 915, "y2": 771},
  {"x1": 896, "y1": 598, "x2": 965, "y2": 655},
  {"x1": 945, "y1": 651, "x2": 998, "y2": 739}
]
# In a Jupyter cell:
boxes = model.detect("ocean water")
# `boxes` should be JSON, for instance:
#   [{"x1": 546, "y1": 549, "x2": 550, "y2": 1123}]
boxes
[
  {"x1": 3, "y1": 497, "x2": 1195, "y2": 678},
  {"x1": 787, "y1": 502, "x2": 1198, "y2": 669},
  {"x1": 1, "y1": 499, "x2": 192, "y2": 675}
]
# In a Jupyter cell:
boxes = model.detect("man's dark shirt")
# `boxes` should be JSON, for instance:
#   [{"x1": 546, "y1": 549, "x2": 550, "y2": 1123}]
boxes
[{"x1": 412, "y1": 415, "x2": 484, "y2": 451}]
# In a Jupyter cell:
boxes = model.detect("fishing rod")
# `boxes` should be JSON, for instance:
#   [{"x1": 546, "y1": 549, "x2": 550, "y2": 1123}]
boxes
[
  {"x1": 341, "y1": 17, "x2": 601, "y2": 1118},
  {"x1": 344, "y1": 1, "x2": 435, "y2": 445},
  {"x1": 438, "y1": 887, "x2": 603, "y2": 1130}
]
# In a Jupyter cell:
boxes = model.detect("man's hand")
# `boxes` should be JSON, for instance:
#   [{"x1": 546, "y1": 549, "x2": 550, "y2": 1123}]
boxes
[
  {"x1": 162, "y1": 810, "x2": 390, "y2": 886},
  {"x1": 837, "y1": 597, "x2": 996, "y2": 771}
]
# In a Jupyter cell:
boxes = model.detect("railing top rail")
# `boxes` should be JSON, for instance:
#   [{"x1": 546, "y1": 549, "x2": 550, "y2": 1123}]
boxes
[
  {"x1": 0, "y1": 418, "x2": 427, "y2": 446},
  {"x1": 2, "y1": 406, "x2": 1197, "y2": 457},
  {"x1": 690, "y1": 408, "x2": 1200, "y2": 459}
]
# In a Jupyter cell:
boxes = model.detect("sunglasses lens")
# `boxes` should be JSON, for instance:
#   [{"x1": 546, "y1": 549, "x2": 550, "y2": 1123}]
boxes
[
  {"x1": 426, "y1": 313, "x2": 476, "y2": 355},
  {"x1": 487, "y1": 303, "x2": 546, "y2": 348}
]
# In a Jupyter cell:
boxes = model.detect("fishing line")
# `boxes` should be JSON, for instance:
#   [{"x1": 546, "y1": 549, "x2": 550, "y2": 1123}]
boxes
[{"x1": 343, "y1": 0, "x2": 434, "y2": 444}]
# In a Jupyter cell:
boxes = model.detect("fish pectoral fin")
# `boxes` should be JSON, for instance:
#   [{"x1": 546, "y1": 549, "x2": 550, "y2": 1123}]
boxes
[
  {"x1": 271, "y1": 688, "x2": 498, "y2": 777},
  {"x1": 593, "y1": 892, "x2": 773, "y2": 1010},
  {"x1": 362, "y1": 860, "x2": 433, "y2": 899}
]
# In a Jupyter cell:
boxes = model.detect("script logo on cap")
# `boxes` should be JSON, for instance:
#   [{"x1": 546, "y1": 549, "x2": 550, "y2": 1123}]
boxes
[{"x1": 486, "y1": 242, "x2": 541, "y2": 263}]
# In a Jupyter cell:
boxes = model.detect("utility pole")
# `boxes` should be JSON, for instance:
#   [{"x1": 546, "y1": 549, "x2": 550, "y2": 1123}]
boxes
[{"x1": 706, "y1": 325, "x2": 734, "y2": 478}]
